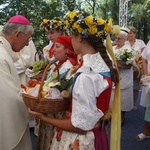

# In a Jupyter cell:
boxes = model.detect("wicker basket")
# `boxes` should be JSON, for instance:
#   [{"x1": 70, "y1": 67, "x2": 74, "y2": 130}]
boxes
[
  {"x1": 22, "y1": 62, "x2": 70, "y2": 114},
  {"x1": 30, "y1": 51, "x2": 46, "y2": 81},
  {"x1": 30, "y1": 70, "x2": 44, "y2": 81}
]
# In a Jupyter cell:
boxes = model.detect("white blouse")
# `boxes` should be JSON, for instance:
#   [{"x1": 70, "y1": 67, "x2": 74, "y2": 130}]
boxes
[
  {"x1": 125, "y1": 39, "x2": 146, "y2": 53},
  {"x1": 71, "y1": 52, "x2": 110, "y2": 130}
]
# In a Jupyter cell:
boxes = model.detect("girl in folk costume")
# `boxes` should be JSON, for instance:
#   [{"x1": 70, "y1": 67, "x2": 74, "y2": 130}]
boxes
[
  {"x1": 40, "y1": 19, "x2": 65, "y2": 62},
  {"x1": 36, "y1": 35, "x2": 77, "y2": 150},
  {"x1": 29, "y1": 11, "x2": 121, "y2": 150}
]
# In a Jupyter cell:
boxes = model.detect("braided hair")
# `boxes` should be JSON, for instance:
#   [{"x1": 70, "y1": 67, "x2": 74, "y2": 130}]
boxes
[{"x1": 86, "y1": 37, "x2": 119, "y2": 85}]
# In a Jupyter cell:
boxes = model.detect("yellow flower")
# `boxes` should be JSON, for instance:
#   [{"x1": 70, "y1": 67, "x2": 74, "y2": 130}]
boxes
[
  {"x1": 104, "y1": 18, "x2": 112, "y2": 33},
  {"x1": 43, "y1": 19, "x2": 49, "y2": 24},
  {"x1": 68, "y1": 11, "x2": 77, "y2": 22},
  {"x1": 88, "y1": 26, "x2": 97, "y2": 35},
  {"x1": 57, "y1": 21, "x2": 63, "y2": 26},
  {"x1": 97, "y1": 18, "x2": 105, "y2": 25},
  {"x1": 84, "y1": 16, "x2": 96, "y2": 27},
  {"x1": 104, "y1": 24, "x2": 111, "y2": 33},
  {"x1": 64, "y1": 20, "x2": 69, "y2": 28},
  {"x1": 72, "y1": 22, "x2": 83, "y2": 33}
]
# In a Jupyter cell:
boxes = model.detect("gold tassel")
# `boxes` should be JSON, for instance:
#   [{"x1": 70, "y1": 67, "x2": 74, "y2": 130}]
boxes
[{"x1": 106, "y1": 34, "x2": 121, "y2": 150}]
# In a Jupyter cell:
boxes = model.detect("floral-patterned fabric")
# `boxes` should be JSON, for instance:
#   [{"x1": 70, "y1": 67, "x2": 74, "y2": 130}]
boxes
[
  {"x1": 51, "y1": 128, "x2": 95, "y2": 150},
  {"x1": 36, "y1": 112, "x2": 66, "y2": 150}
]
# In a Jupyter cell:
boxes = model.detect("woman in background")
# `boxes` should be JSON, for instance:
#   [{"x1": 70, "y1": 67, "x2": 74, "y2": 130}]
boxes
[
  {"x1": 126, "y1": 26, "x2": 146, "y2": 111},
  {"x1": 36, "y1": 35, "x2": 77, "y2": 150},
  {"x1": 112, "y1": 27, "x2": 133, "y2": 125},
  {"x1": 136, "y1": 40, "x2": 150, "y2": 141},
  {"x1": 40, "y1": 19, "x2": 65, "y2": 62}
]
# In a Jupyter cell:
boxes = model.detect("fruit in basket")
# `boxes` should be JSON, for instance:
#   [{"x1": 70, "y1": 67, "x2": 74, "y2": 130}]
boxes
[
  {"x1": 32, "y1": 61, "x2": 45, "y2": 72},
  {"x1": 21, "y1": 84, "x2": 30, "y2": 92},
  {"x1": 26, "y1": 87, "x2": 31, "y2": 92},
  {"x1": 21, "y1": 84, "x2": 27, "y2": 91},
  {"x1": 60, "y1": 90, "x2": 69, "y2": 98},
  {"x1": 28, "y1": 79, "x2": 41, "y2": 87},
  {"x1": 41, "y1": 90, "x2": 48, "y2": 98}
]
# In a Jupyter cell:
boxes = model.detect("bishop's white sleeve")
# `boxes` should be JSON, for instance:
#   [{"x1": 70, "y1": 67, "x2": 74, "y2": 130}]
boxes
[
  {"x1": 71, "y1": 72, "x2": 109, "y2": 130},
  {"x1": 14, "y1": 40, "x2": 37, "y2": 74},
  {"x1": 17, "y1": 40, "x2": 37, "y2": 68}
]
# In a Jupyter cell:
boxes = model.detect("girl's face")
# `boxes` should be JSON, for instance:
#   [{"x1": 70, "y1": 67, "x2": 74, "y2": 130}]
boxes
[
  {"x1": 53, "y1": 42, "x2": 67, "y2": 61},
  {"x1": 47, "y1": 30, "x2": 62, "y2": 43},
  {"x1": 127, "y1": 31, "x2": 136, "y2": 41}
]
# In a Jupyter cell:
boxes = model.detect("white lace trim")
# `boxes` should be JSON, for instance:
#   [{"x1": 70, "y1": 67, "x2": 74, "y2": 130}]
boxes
[
  {"x1": 71, "y1": 100, "x2": 103, "y2": 130},
  {"x1": 78, "y1": 52, "x2": 110, "y2": 73}
]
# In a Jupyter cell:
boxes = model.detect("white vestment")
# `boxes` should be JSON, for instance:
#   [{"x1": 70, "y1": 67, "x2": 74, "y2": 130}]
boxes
[
  {"x1": 0, "y1": 36, "x2": 32, "y2": 150},
  {"x1": 14, "y1": 40, "x2": 37, "y2": 86}
]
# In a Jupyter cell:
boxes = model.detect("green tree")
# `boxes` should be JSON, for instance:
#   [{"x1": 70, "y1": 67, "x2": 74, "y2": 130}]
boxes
[
  {"x1": 0, "y1": 0, "x2": 150, "y2": 46},
  {"x1": 0, "y1": 0, "x2": 66, "y2": 50},
  {"x1": 144, "y1": 0, "x2": 150, "y2": 18},
  {"x1": 99, "y1": 0, "x2": 119, "y2": 23}
]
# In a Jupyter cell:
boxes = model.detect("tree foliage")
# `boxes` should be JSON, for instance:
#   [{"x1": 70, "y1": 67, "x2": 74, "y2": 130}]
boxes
[
  {"x1": 128, "y1": 0, "x2": 150, "y2": 42},
  {"x1": 0, "y1": 0, "x2": 66, "y2": 50},
  {"x1": 144, "y1": 0, "x2": 150, "y2": 18},
  {"x1": 0, "y1": 0, "x2": 149, "y2": 48}
]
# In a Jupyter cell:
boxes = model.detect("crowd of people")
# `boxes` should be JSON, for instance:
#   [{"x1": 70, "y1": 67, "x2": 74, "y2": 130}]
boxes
[
  {"x1": 0, "y1": 9, "x2": 150, "y2": 150},
  {"x1": 111, "y1": 25, "x2": 150, "y2": 141}
]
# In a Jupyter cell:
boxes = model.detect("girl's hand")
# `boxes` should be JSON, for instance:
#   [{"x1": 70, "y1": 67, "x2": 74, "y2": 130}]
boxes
[{"x1": 28, "y1": 108, "x2": 43, "y2": 119}]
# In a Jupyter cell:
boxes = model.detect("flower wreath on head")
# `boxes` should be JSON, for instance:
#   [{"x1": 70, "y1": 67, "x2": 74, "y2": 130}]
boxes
[
  {"x1": 40, "y1": 19, "x2": 65, "y2": 32},
  {"x1": 64, "y1": 10, "x2": 119, "y2": 41}
]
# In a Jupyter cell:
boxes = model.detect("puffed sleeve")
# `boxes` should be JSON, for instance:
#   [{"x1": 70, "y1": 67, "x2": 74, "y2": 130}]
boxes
[{"x1": 71, "y1": 72, "x2": 109, "y2": 130}]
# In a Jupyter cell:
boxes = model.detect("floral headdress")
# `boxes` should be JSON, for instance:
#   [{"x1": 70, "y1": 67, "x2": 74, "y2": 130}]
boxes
[
  {"x1": 64, "y1": 11, "x2": 119, "y2": 41},
  {"x1": 40, "y1": 19, "x2": 65, "y2": 32}
]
